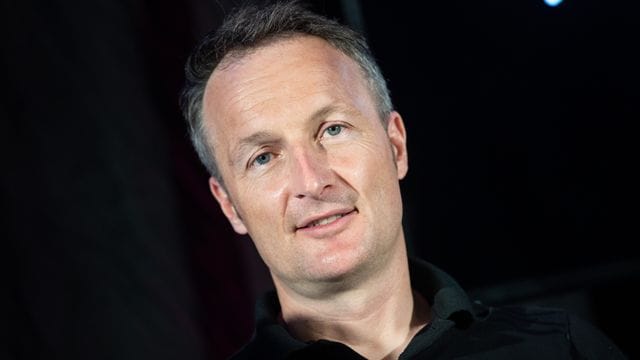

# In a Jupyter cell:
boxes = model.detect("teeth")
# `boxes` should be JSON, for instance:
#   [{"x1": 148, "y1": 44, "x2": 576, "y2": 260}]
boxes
[{"x1": 309, "y1": 214, "x2": 343, "y2": 227}]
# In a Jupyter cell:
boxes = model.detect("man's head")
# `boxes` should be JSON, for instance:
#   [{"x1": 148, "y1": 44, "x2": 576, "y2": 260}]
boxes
[
  {"x1": 180, "y1": 1, "x2": 393, "y2": 183},
  {"x1": 180, "y1": 2, "x2": 409, "y2": 294}
]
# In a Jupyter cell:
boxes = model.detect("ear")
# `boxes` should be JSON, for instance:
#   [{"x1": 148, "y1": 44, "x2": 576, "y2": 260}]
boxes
[
  {"x1": 386, "y1": 111, "x2": 409, "y2": 180},
  {"x1": 208, "y1": 177, "x2": 248, "y2": 235}
]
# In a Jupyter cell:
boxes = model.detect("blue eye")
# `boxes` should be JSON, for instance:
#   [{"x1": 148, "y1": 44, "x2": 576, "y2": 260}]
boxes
[
  {"x1": 325, "y1": 125, "x2": 342, "y2": 136},
  {"x1": 253, "y1": 153, "x2": 272, "y2": 166}
]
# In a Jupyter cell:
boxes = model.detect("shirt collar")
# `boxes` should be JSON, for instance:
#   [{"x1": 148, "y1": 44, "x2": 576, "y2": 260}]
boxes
[
  {"x1": 250, "y1": 291, "x2": 308, "y2": 356},
  {"x1": 408, "y1": 257, "x2": 475, "y2": 326},
  {"x1": 248, "y1": 257, "x2": 475, "y2": 356}
]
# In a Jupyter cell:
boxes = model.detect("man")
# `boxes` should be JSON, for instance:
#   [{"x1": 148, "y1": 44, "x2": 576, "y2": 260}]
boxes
[{"x1": 180, "y1": 2, "x2": 626, "y2": 359}]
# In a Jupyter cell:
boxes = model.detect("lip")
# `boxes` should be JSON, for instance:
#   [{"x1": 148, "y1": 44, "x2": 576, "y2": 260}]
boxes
[{"x1": 295, "y1": 208, "x2": 357, "y2": 238}]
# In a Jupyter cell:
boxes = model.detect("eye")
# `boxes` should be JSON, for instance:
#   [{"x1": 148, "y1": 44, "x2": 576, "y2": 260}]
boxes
[
  {"x1": 324, "y1": 124, "x2": 343, "y2": 136},
  {"x1": 252, "y1": 152, "x2": 272, "y2": 166}
]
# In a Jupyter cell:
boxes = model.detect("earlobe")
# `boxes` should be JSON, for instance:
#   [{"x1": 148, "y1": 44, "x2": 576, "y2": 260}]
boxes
[
  {"x1": 386, "y1": 111, "x2": 409, "y2": 179},
  {"x1": 208, "y1": 177, "x2": 248, "y2": 235}
]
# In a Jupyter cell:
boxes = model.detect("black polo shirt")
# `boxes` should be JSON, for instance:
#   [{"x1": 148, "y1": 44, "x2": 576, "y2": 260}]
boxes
[{"x1": 231, "y1": 258, "x2": 626, "y2": 359}]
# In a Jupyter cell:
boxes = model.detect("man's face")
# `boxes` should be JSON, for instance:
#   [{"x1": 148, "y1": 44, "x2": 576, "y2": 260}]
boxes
[{"x1": 202, "y1": 36, "x2": 408, "y2": 291}]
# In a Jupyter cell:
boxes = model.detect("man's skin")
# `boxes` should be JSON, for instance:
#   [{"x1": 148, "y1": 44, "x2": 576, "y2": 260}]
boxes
[{"x1": 202, "y1": 35, "x2": 430, "y2": 359}]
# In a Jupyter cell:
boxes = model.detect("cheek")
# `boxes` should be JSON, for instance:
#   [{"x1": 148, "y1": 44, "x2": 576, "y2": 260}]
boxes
[
  {"x1": 234, "y1": 180, "x2": 287, "y2": 233},
  {"x1": 330, "y1": 135, "x2": 395, "y2": 179}
]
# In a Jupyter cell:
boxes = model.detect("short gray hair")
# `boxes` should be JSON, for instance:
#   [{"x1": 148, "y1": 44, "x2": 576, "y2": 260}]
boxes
[{"x1": 179, "y1": 1, "x2": 393, "y2": 182}]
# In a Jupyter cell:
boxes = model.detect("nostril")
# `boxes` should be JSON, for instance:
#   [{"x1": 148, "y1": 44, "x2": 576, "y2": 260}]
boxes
[{"x1": 295, "y1": 194, "x2": 305, "y2": 199}]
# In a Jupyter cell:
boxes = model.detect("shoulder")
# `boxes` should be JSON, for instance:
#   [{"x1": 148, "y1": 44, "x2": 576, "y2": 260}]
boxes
[
  {"x1": 481, "y1": 304, "x2": 570, "y2": 332},
  {"x1": 565, "y1": 312, "x2": 627, "y2": 359},
  {"x1": 469, "y1": 304, "x2": 627, "y2": 359},
  {"x1": 227, "y1": 340, "x2": 259, "y2": 360}
]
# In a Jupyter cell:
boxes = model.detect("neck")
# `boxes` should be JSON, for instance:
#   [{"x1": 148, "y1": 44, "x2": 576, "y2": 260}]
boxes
[{"x1": 273, "y1": 246, "x2": 431, "y2": 359}]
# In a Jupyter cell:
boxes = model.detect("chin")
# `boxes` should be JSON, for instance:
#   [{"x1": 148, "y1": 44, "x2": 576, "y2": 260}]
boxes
[{"x1": 304, "y1": 248, "x2": 370, "y2": 283}]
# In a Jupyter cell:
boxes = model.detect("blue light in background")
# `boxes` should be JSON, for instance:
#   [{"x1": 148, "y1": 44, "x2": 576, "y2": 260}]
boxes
[{"x1": 544, "y1": 0, "x2": 563, "y2": 6}]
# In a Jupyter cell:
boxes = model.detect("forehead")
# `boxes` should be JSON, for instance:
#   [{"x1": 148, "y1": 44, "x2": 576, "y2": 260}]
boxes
[
  {"x1": 201, "y1": 35, "x2": 376, "y2": 161},
  {"x1": 205, "y1": 36, "x2": 368, "y2": 113}
]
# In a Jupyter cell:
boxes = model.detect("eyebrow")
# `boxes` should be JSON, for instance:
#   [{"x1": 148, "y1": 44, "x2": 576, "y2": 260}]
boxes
[
  {"x1": 229, "y1": 104, "x2": 354, "y2": 166},
  {"x1": 230, "y1": 131, "x2": 280, "y2": 167}
]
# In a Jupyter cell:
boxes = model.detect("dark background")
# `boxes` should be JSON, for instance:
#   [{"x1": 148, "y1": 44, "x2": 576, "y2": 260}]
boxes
[{"x1": 3, "y1": 0, "x2": 638, "y2": 359}]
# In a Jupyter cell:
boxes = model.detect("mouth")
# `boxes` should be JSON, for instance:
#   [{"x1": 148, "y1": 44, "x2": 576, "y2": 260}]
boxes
[{"x1": 296, "y1": 209, "x2": 357, "y2": 231}]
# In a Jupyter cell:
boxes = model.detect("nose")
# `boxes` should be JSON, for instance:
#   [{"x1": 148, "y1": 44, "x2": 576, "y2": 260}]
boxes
[{"x1": 290, "y1": 145, "x2": 333, "y2": 199}]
